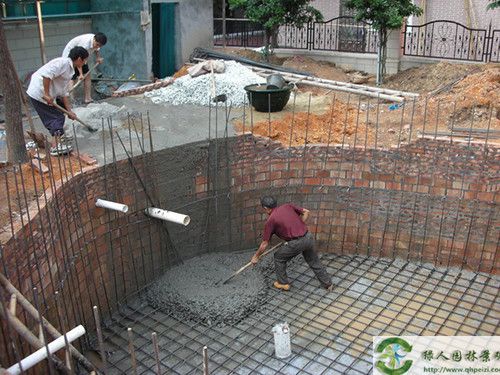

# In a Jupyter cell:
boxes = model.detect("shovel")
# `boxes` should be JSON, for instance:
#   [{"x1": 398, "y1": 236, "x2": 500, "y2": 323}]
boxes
[
  {"x1": 52, "y1": 102, "x2": 98, "y2": 132},
  {"x1": 210, "y1": 61, "x2": 227, "y2": 103},
  {"x1": 218, "y1": 242, "x2": 284, "y2": 285},
  {"x1": 69, "y1": 62, "x2": 100, "y2": 93}
]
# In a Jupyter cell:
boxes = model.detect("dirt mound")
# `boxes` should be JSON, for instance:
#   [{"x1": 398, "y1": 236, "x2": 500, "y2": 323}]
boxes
[
  {"x1": 425, "y1": 64, "x2": 500, "y2": 127},
  {"x1": 238, "y1": 99, "x2": 373, "y2": 147},
  {"x1": 384, "y1": 62, "x2": 484, "y2": 94},
  {"x1": 222, "y1": 47, "x2": 287, "y2": 65},
  {"x1": 282, "y1": 55, "x2": 350, "y2": 82}
]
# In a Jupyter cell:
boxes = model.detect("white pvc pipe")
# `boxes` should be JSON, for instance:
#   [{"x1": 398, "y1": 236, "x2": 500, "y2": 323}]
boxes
[
  {"x1": 145, "y1": 207, "x2": 191, "y2": 226},
  {"x1": 95, "y1": 198, "x2": 129, "y2": 213},
  {"x1": 7, "y1": 325, "x2": 86, "y2": 375}
]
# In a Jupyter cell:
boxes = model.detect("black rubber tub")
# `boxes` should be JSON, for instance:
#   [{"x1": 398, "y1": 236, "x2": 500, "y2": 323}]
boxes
[{"x1": 244, "y1": 83, "x2": 292, "y2": 112}]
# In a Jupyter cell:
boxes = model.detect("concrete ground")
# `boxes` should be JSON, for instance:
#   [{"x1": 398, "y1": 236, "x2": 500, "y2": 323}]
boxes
[
  {"x1": 96, "y1": 254, "x2": 499, "y2": 375},
  {"x1": 1, "y1": 96, "x2": 237, "y2": 165}
]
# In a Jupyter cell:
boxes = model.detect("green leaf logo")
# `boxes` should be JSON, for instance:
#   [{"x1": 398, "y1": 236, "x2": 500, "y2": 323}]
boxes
[{"x1": 375, "y1": 338, "x2": 413, "y2": 375}]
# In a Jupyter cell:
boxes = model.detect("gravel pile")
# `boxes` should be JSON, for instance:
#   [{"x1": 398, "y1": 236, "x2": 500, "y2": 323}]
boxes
[
  {"x1": 144, "y1": 61, "x2": 265, "y2": 106},
  {"x1": 145, "y1": 251, "x2": 273, "y2": 327}
]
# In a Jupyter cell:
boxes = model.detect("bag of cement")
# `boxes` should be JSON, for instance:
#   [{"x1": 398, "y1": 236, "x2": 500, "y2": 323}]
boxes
[{"x1": 188, "y1": 60, "x2": 225, "y2": 77}]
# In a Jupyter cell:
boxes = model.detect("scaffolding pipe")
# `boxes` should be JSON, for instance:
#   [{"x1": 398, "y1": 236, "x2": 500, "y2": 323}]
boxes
[
  {"x1": 7, "y1": 325, "x2": 85, "y2": 375},
  {"x1": 144, "y1": 207, "x2": 191, "y2": 226},
  {"x1": 0, "y1": 273, "x2": 95, "y2": 372},
  {"x1": 96, "y1": 198, "x2": 129, "y2": 213},
  {"x1": 35, "y1": 1, "x2": 46, "y2": 64}
]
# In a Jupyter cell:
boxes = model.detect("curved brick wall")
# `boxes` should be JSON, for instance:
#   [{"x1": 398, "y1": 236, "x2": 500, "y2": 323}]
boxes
[{"x1": 1, "y1": 134, "x2": 498, "y2": 365}]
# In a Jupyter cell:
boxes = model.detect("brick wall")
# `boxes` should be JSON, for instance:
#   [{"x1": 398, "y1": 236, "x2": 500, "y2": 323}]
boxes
[
  {"x1": 196, "y1": 135, "x2": 499, "y2": 274},
  {"x1": 0, "y1": 134, "x2": 498, "y2": 365},
  {"x1": 4, "y1": 18, "x2": 92, "y2": 82}
]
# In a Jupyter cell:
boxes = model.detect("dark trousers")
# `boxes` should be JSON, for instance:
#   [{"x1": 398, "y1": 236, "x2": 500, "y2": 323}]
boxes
[{"x1": 274, "y1": 232, "x2": 331, "y2": 287}]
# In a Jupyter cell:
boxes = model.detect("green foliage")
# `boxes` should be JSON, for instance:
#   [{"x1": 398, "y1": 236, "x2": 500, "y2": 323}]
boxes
[
  {"x1": 344, "y1": 0, "x2": 422, "y2": 30},
  {"x1": 228, "y1": 0, "x2": 323, "y2": 31},
  {"x1": 487, "y1": 0, "x2": 500, "y2": 9}
]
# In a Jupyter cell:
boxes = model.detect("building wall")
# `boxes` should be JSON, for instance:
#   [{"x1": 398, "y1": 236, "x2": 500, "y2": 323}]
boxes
[
  {"x1": 412, "y1": 0, "x2": 500, "y2": 29},
  {"x1": 90, "y1": 0, "x2": 149, "y2": 79},
  {"x1": 4, "y1": 18, "x2": 92, "y2": 82},
  {"x1": 175, "y1": 0, "x2": 214, "y2": 68}
]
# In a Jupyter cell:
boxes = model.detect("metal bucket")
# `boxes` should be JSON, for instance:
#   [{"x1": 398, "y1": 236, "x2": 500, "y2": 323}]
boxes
[
  {"x1": 272, "y1": 322, "x2": 292, "y2": 359},
  {"x1": 266, "y1": 74, "x2": 287, "y2": 89}
]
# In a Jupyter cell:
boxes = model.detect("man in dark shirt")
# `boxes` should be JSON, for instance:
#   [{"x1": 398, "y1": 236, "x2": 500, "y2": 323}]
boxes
[{"x1": 251, "y1": 196, "x2": 333, "y2": 291}]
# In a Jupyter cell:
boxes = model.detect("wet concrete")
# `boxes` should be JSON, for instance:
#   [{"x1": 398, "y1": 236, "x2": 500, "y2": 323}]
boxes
[
  {"x1": 145, "y1": 251, "x2": 272, "y2": 326},
  {"x1": 3, "y1": 96, "x2": 237, "y2": 164}
]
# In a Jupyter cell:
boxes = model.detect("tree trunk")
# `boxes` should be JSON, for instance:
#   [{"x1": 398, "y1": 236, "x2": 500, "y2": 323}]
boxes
[
  {"x1": 376, "y1": 28, "x2": 388, "y2": 85},
  {"x1": 0, "y1": 18, "x2": 28, "y2": 163}
]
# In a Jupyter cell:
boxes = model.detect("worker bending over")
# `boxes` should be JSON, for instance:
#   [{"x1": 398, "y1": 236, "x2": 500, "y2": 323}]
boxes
[
  {"x1": 251, "y1": 196, "x2": 333, "y2": 292},
  {"x1": 62, "y1": 32, "x2": 107, "y2": 104},
  {"x1": 27, "y1": 47, "x2": 89, "y2": 156}
]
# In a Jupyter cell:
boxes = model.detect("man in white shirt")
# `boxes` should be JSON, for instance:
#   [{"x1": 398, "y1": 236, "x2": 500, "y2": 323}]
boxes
[
  {"x1": 27, "y1": 46, "x2": 89, "y2": 156},
  {"x1": 62, "y1": 32, "x2": 107, "y2": 104}
]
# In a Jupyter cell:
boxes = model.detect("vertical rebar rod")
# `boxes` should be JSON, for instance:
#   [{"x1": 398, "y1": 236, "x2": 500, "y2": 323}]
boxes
[
  {"x1": 203, "y1": 346, "x2": 209, "y2": 375},
  {"x1": 300, "y1": 94, "x2": 312, "y2": 187},
  {"x1": 151, "y1": 332, "x2": 161, "y2": 375},
  {"x1": 71, "y1": 123, "x2": 111, "y2": 315},
  {"x1": 102, "y1": 120, "x2": 120, "y2": 307},
  {"x1": 16, "y1": 164, "x2": 48, "y2": 310},
  {"x1": 54, "y1": 292, "x2": 74, "y2": 375},
  {"x1": 32, "y1": 287, "x2": 55, "y2": 375},
  {"x1": 366, "y1": 94, "x2": 382, "y2": 258},
  {"x1": 127, "y1": 328, "x2": 137, "y2": 375},
  {"x1": 44, "y1": 150, "x2": 84, "y2": 332},
  {"x1": 93, "y1": 306, "x2": 107, "y2": 375}
]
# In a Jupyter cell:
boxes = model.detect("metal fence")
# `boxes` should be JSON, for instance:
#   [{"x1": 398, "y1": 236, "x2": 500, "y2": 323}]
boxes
[
  {"x1": 214, "y1": 16, "x2": 378, "y2": 54},
  {"x1": 403, "y1": 20, "x2": 500, "y2": 63}
]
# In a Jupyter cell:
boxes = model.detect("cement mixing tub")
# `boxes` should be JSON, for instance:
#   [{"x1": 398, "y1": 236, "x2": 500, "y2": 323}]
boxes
[{"x1": 244, "y1": 83, "x2": 292, "y2": 112}]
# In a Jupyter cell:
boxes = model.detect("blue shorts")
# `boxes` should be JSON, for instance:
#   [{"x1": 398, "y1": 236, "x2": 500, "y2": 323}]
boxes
[{"x1": 30, "y1": 97, "x2": 66, "y2": 136}]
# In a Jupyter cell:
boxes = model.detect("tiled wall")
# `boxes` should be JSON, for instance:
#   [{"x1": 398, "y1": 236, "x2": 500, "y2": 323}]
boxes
[{"x1": 4, "y1": 18, "x2": 91, "y2": 82}]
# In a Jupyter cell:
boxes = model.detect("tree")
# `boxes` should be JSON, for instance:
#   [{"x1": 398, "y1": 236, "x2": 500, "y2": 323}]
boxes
[
  {"x1": 487, "y1": 0, "x2": 500, "y2": 9},
  {"x1": 0, "y1": 17, "x2": 28, "y2": 163},
  {"x1": 345, "y1": 0, "x2": 422, "y2": 85},
  {"x1": 228, "y1": 0, "x2": 322, "y2": 60}
]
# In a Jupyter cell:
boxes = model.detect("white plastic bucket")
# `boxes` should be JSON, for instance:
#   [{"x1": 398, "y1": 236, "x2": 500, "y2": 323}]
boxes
[{"x1": 272, "y1": 322, "x2": 292, "y2": 358}]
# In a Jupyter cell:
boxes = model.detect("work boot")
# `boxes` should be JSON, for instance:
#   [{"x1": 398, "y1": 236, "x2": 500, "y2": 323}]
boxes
[{"x1": 273, "y1": 281, "x2": 290, "y2": 291}]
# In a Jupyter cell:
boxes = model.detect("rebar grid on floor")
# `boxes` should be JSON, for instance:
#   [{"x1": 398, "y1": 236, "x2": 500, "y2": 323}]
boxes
[
  {"x1": 97, "y1": 254, "x2": 499, "y2": 375},
  {"x1": 0, "y1": 93, "x2": 498, "y2": 373}
]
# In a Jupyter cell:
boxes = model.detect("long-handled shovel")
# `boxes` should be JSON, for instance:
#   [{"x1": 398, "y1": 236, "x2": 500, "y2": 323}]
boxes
[
  {"x1": 69, "y1": 62, "x2": 100, "y2": 93},
  {"x1": 52, "y1": 102, "x2": 98, "y2": 132},
  {"x1": 218, "y1": 242, "x2": 284, "y2": 285}
]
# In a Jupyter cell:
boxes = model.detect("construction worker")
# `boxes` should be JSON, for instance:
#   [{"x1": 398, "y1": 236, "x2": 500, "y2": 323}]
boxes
[
  {"x1": 251, "y1": 196, "x2": 333, "y2": 291},
  {"x1": 27, "y1": 46, "x2": 89, "y2": 156},
  {"x1": 62, "y1": 32, "x2": 107, "y2": 104}
]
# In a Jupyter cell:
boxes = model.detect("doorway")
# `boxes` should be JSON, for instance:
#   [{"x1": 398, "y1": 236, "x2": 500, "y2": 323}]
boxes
[{"x1": 152, "y1": 3, "x2": 176, "y2": 78}]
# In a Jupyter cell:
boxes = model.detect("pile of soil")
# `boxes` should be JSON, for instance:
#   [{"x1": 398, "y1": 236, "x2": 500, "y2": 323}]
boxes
[
  {"x1": 236, "y1": 98, "x2": 374, "y2": 147},
  {"x1": 383, "y1": 61, "x2": 484, "y2": 94}
]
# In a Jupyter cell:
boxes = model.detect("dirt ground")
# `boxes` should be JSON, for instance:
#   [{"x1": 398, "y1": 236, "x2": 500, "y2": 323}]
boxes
[{"x1": 225, "y1": 48, "x2": 500, "y2": 148}]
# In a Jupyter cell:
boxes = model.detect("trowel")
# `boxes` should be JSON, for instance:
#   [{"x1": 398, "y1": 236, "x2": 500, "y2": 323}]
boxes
[{"x1": 217, "y1": 242, "x2": 283, "y2": 285}]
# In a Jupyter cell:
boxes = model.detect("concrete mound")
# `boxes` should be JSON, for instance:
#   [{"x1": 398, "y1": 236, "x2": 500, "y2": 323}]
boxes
[{"x1": 145, "y1": 251, "x2": 272, "y2": 326}]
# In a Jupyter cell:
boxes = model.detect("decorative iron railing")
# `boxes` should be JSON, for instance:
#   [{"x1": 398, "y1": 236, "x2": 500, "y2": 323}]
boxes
[
  {"x1": 403, "y1": 20, "x2": 499, "y2": 63},
  {"x1": 214, "y1": 16, "x2": 378, "y2": 54}
]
